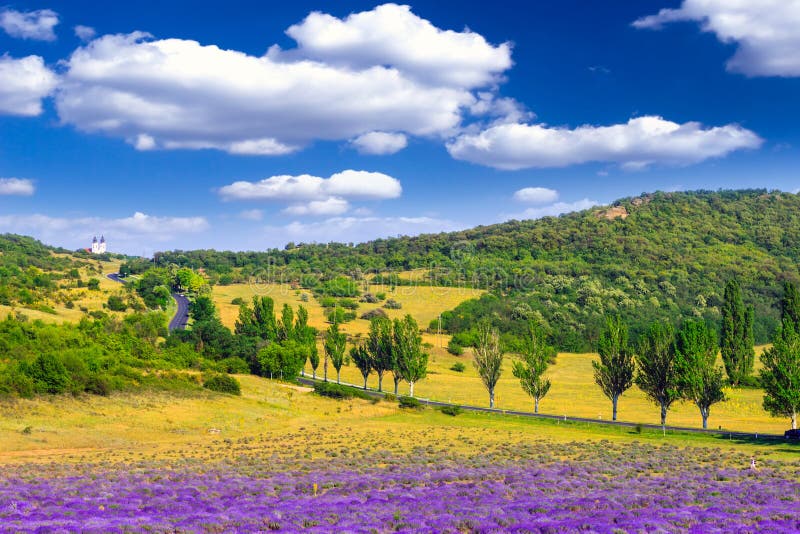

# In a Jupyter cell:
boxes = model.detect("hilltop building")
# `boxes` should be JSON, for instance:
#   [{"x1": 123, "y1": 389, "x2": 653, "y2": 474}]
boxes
[{"x1": 90, "y1": 235, "x2": 107, "y2": 254}]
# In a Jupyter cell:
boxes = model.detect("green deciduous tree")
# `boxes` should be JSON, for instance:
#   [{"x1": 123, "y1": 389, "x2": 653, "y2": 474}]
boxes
[
  {"x1": 761, "y1": 284, "x2": 800, "y2": 429},
  {"x1": 720, "y1": 279, "x2": 755, "y2": 386},
  {"x1": 636, "y1": 321, "x2": 680, "y2": 425},
  {"x1": 367, "y1": 316, "x2": 393, "y2": 392},
  {"x1": 780, "y1": 281, "x2": 800, "y2": 336},
  {"x1": 593, "y1": 316, "x2": 635, "y2": 421},
  {"x1": 473, "y1": 321, "x2": 504, "y2": 408},
  {"x1": 324, "y1": 322, "x2": 346, "y2": 384},
  {"x1": 350, "y1": 343, "x2": 373, "y2": 389},
  {"x1": 258, "y1": 340, "x2": 306, "y2": 381},
  {"x1": 279, "y1": 303, "x2": 294, "y2": 342},
  {"x1": 393, "y1": 315, "x2": 428, "y2": 397},
  {"x1": 675, "y1": 320, "x2": 725, "y2": 429},
  {"x1": 512, "y1": 321, "x2": 554, "y2": 413},
  {"x1": 235, "y1": 296, "x2": 277, "y2": 341}
]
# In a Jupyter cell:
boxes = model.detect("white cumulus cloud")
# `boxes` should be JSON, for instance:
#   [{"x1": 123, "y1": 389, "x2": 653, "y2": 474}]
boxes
[
  {"x1": 74, "y1": 25, "x2": 96, "y2": 41},
  {"x1": 0, "y1": 55, "x2": 58, "y2": 116},
  {"x1": 218, "y1": 170, "x2": 402, "y2": 203},
  {"x1": 283, "y1": 197, "x2": 350, "y2": 216},
  {"x1": 0, "y1": 212, "x2": 209, "y2": 253},
  {"x1": 0, "y1": 8, "x2": 59, "y2": 41},
  {"x1": 513, "y1": 187, "x2": 558, "y2": 204},
  {"x1": 276, "y1": 3, "x2": 512, "y2": 89},
  {"x1": 351, "y1": 131, "x2": 408, "y2": 155},
  {"x1": 447, "y1": 116, "x2": 762, "y2": 170},
  {"x1": 634, "y1": 0, "x2": 800, "y2": 77},
  {"x1": 277, "y1": 215, "x2": 461, "y2": 244},
  {"x1": 0, "y1": 178, "x2": 35, "y2": 196},
  {"x1": 505, "y1": 199, "x2": 599, "y2": 221},
  {"x1": 54, "y1": 2, "x2": 513, "y2": 156}
]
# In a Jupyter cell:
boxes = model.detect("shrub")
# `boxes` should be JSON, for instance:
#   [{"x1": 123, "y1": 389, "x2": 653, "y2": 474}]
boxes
[
  {"x1": 450, "y1": 362, "x2": 466, "y2": 373},
  {"x1": 85, "y1": 374, "x2": 112, "y2": 396},
  {"x1": 27, "y1": 353, "x2": 70, "y2": 394},
  {"x1": 203, "y1": 373, "x2": 241, "y2": 395},
  {"x1": 376, "y1": 292, "x2": 387, "y2": 301},
  {"x1": 439, "y1": 405, "x2": 462, "y2": 416},
  {"x1": 87, "y1": 278, "x2": 101, "y2": 291},
  {"x1": 319, "y1": 296, "x2": 337, "y2": 308},
  {"x1": 230, "y1": 297, "x2": 245, "y2": 305},
  {"x1": 313, "y1": 381, "x2": 373, "y2": 401},
  {"x1": 217, "y1": 357, "x2": 250, "y2": 374},
  {"x1": 447, "y1": 339, "x2": 464, "y2": 355},
  {"x1": 326, "y1": 307, "x2": 355, "y2": 323},
  {"x1": 399, "y1": 396, "x2": 423, "y2": 410},
  {"x1": 338, "y1": 298, "x2": 359, "y2": 310},
  {"x1": 107, "y1": 295, "x2": 128, "y2": 312},
  {"x1": 384, "y1": 299, "x2": 402, "y2": 310},
  {"x1": 360, "y1": 293, "x2": 379, "y2": 304},
  {"x1": 360, "y1": 308, "x2": 388, "y2": 320},
  {"x1": 383, "y1": 392, "x2": 397, "y2": 402},
  {"x1": 65, "y1": 300, "x2": 75, "y2": 309}
]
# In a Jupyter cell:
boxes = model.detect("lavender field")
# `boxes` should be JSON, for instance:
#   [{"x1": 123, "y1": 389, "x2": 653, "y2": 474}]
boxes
[{"x1": 2, "y1": 439, "x2": 798, "y2": 533}]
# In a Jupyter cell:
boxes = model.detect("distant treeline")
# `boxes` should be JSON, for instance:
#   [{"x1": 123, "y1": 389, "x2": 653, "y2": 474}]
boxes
[{"x1": 134, "y1": 190, "x2": 800, "y2": 351}]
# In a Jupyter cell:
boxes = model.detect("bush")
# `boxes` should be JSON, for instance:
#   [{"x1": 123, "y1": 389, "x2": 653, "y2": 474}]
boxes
[
  {"x1": 85, "y1": 374, "x2": 112, "y2": 396},
  {"x1": 231, "y1": 297, "x2": 245, "y2": 305},
  {"x1": 450, "y1": 362, "x2": 466, "y2": 373},
  {"x1": 447, "y1": 339, "x2": 464, "y2": 355},
  {"x1": 376, "y1": 292, "x2": 387, "y2": 301},
  {"x1": 203, "y1": 373, "x2": 241, "y2": 395},
  {"x1": 439, "y1": 405, "x2": 462, "y2": 416},
  {"x1": 313, "y1": 381, "x2": 373, "y2": 401},
  {"x1": 383, "y1": 299, "x2": 402, "y2": 310},
  {"x1": 27, "y1": 353, "x2": 70, "y2": 394},
  {"x1": 360, "y1": 293, "x2": 379, "y2": 304},
  {"x1": 326, "y1": 307, "x2": 355, "y2": 323},
  {"x1": 399, "y1": 396, "x2": 423, "y2": 410},
  {"x1": 217, "y1": 357, "x2": 250, "y2": 374},
  {"x1": 360, "y1": 308, "x2": 388, "y2": 320},
  {"x1": 87, "y1": 278, "x2": 101, "y2": 291},
  {"x1": 107, "y1": 295, "x2": 127, "y2": 312},
  {"x1": 383, "y1": 392, "x2": 397, "y2": 402},
  {"x1": 338, "y1": 298, "x2": 359, "y2": 310}
]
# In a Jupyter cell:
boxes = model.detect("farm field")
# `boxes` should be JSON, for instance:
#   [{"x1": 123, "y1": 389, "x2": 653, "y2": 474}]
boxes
[
  {"x1": 211, "y1": 284, "x2": 790, "y2": 433},
  {"x1": 1, "y1": 376, "x2": 798, "y2": 532}
]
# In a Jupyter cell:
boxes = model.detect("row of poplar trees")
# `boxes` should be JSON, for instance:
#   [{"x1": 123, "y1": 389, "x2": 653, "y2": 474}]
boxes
[
  {"x1": 593, "y1": 280, "x2": 800, "y2": 429},
  {"x1": 316, "y1": 315, "x2": 430, "y2": 397}
]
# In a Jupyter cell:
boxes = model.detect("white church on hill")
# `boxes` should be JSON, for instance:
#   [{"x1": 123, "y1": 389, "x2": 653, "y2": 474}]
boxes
[{"x1": 91, "y1": 235, "x2": 107, "y2": 254}]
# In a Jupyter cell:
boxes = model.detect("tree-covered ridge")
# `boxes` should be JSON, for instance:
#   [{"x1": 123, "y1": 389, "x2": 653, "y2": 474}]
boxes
[
  {"x1": 150, "y1": 190, "x2": 800, "y2": 350},
  {"x1": 0, "y1": 234, "x2": 93, "y2": 308}
]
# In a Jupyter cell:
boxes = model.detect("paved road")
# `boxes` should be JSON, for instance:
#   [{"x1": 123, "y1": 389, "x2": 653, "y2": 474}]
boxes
[
  {"x1": 297, "y1": 376, "x2": 789, "y2": 441},
  {"x1": 106, "y1": 273, "x2": 188, "y2": 331},
  {"x1": 169, "y1": 292, "x2": 190, "y2": 331}
]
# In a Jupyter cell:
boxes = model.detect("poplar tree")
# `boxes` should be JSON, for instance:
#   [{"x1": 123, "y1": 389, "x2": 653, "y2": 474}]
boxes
[
  {"x1": 474, "y1": 322, "x2": 504, "y2": 409},
  {"x1": 512, "y1": 321, "x2": 554, "y2": 413},
  {"x1": 636, "y1": 321, "x2": 680, "y2": 425},
  {"x1": 393, "y1": 315, "x2": 428, "y2": 397},
  {"x1": 350, "y1": 343, "x2": 373, "y2": 389},
  {"x1": 761, "y1": 282, "x2": 800, "y2": 430},
  {"x1": 593, "y1": 316, "x2": 635, "y2": 421},
  {"x1": 324, "y1": 322, "x2": 346, "y2": 384},
  {"x1": 367, "y1": 316, "x2": 393, "y2": 392},
  {"x1": 675, "y1": 320, "x2": 725, "y2": 429},
  {"x1": 720, "y1": 279, "x2": 754, "y2": 386}
]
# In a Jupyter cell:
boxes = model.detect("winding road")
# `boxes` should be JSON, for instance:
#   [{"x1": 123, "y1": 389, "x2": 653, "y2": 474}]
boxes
[{"x1": 106, "y1": 273, "x2": 189, "y2": 331}]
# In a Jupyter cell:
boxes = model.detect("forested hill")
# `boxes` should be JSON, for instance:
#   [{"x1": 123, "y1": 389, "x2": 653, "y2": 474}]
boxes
[{"x1": 150, "y1": 189, "x2": 800, "y2": 350}]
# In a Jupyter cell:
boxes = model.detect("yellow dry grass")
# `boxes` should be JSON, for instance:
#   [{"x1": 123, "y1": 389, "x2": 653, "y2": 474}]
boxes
[
  {"x1": 212, "y1": 282, "x2": 484, "y2": 336},
  {"x1": 1, "y1": 374, "x2": 795, "y2": 467}
]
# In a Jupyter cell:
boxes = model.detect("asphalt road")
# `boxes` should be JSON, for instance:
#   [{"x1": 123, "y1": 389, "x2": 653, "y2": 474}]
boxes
[
  {"x1": 297, "y1": 376, "x2": 789, "y2": 441},
  {"x1": 106, "y1": 273, "x2": 188, "y2": 331}
]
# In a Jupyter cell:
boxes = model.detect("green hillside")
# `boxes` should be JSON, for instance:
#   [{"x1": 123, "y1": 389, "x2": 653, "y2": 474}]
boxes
[{"x1": 149, "y1": 189, "x2": 800, "y2": 350}]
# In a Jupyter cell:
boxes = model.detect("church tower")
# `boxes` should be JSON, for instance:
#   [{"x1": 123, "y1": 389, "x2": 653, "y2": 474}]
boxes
[
  {"x1": 98, "y1": 235, "x2": 107, "y2": 254},
  {"x1": 91, "y1": 236, "x2": 99, "y2": 254}
]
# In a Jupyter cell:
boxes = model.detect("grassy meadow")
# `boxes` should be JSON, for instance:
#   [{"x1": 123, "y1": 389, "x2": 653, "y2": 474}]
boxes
[
  {"x1": 209, "y1": 283, "x2": 791, "y2": 435},
  {"x1": 2, "y1": 374, "x2": 796, "y2": 468}
]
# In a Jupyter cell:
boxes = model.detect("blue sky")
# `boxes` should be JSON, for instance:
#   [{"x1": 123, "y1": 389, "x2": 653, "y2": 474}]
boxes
[{"x1": 1, "y1": 1, "x2": 799, "y2": 255}]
